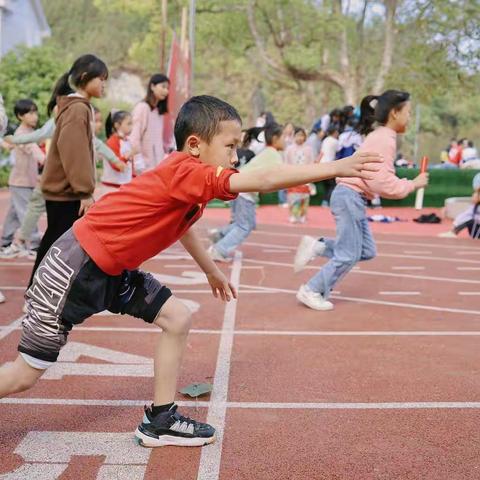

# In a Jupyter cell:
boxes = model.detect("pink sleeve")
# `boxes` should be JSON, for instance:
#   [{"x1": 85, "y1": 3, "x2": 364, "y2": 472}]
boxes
[
  {"x1": 130, "y1": 102, "x2": 149, "y2": 152},
  {"x1": 360, "y1": 132, "x2": 415, "y2": 200}
]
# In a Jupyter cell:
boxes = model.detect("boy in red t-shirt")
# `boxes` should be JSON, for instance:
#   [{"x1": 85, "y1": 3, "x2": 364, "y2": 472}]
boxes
[{"x1": 0, "y1": 95, "x2": 381, "y2": 447}]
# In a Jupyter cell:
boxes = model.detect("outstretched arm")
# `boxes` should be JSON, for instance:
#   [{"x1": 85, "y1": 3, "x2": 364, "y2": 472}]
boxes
[{"x1": 228, "y1": 151, "x2": 382, "y2": 194}]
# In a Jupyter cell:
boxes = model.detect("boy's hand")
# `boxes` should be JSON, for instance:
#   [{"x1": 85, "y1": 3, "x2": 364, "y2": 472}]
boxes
[
  {"x1": 117, "y1": 162, "x2": 127, "y2": 172},
  {"x1": 206, "y1": 269, "x2": 237, "y2": 302},
  {"x1": 334, "y1": 152, "x2": 383, "y2": 179},
  {"x1": 413, "y1": 172, "x2": 429, "y2": 189}
]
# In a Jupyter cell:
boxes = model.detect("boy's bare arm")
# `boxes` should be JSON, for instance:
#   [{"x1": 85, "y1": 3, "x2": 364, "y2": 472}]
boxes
[
  {"x1": 180, "y1": 227, "x2": 218, "y2": 274},
  {"x1": 180, "y1": 228, "x2": 237, "y2": 301},
  {"x1": 229, "y1": 151, "x2": 382, "y2": 194}
]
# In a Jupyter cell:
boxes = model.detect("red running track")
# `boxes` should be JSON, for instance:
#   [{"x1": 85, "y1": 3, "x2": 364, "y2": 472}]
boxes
[{"x1": 0, "y1": 196, "x2": 480, "y2": 479}]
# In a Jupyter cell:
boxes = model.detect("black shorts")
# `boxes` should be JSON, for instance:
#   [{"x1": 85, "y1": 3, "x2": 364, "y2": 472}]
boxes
[{"x1": 18, "y1": 229, "x2": 172, "y2": 369}]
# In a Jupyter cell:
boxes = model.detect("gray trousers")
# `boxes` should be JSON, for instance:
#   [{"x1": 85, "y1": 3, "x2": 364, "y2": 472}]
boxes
[
  {"x1": 1, "y1": 186, "x2": 41, "y2": 247},
  {"x1": 19, "y1": 185, "x2": 45, "y2": 246}
]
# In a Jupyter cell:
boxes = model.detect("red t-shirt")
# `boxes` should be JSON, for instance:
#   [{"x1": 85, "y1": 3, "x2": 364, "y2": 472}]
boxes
[{"x1": 73, "y1": 151, "x2": 238, "y2": 275}]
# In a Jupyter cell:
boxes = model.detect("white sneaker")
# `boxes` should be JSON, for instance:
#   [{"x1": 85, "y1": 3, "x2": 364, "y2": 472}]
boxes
[
  {"x1": 0, "y1": 243, "x2": 28, "y2": 259},
  {"x1": 438, "y1": 231, "x2": 457, "y2": 238},
  {"x1": 207, "y1": 245, "x2": 232, "y2": 263},
  {"x1": 294, "y1": 236, "x2": 324, "y2": 273},
  {"x1": 296, "y1": 284, "x2": 333, "y2": 311},
  {"x1": 207, "y1": 228, "x2": 222, "y2": 244},
  {"x1": 0, "y1": 291, "x2": 5, "y2": 303}
]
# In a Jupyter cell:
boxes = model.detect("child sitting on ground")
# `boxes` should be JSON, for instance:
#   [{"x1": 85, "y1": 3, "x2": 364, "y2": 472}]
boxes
[{"x1": 439, "y1": 173, "x2": 480, "y2": 239}]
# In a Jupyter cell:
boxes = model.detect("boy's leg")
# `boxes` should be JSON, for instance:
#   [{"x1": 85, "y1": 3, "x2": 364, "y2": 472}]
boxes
[
  {"x1": 214, "y1": 197, "x2": 255, "y2": 257},
  {"x1": 19, "y1": 186, "x2": 45, "y2": 248},
  {"x1": 0, "y1": 355, "x2": 44, "y2": 398},
  {"x1": 112, "y1": 270, "x2": 215, "y2": 446},
  {"x1": 1, "y1": 188, "x2": 21, "y2": 246},
  {"x1": 152, "y1": 296, "x2": 192, "y2": 405},
  {"x1": 1, "y1": 201, "x2": 17, "y2": 246}
]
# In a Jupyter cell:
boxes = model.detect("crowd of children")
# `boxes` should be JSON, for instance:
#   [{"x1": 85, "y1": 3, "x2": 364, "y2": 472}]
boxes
[
  {"x1": 0, "y1": 49, "x2": 478, "y2": 453},
  {"x1": 0, "y1": 53, "x2": 384, "y2": 449}
]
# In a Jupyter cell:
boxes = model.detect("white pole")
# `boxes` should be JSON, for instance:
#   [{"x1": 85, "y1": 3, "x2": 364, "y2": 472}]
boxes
[{"x1": 189, "y1": 0, "x2": 196, "y2": 94}]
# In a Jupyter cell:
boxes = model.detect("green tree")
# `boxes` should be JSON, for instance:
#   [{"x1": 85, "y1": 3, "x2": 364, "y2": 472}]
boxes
[{"x1": 0, "y1": 45, "x2": 66, "y2": 124}]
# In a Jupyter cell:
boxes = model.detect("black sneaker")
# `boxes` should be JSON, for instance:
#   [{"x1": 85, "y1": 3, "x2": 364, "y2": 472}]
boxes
[{"x1": 134, "y1": 404, "x2": 216, "y2": 447}]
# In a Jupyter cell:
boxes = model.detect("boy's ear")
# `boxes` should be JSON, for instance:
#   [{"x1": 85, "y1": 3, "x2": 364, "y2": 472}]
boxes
[{"x1": 186, "y1": 135, "x2": 201, "y2": 157}]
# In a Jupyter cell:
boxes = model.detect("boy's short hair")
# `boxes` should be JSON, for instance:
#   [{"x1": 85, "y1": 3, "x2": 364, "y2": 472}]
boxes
[
  {"x1": 14, "y1": 99, "x2": 38, "y2": 120},
  {"x1": 174, "y1": 95, "x2": 242, "y2": 151}
]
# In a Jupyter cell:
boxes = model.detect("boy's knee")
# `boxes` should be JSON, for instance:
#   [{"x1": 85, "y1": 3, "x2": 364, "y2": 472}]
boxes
[
  {"x1": 13, "y1": 374, "x2": 38, "y2": 393},
  {"x1": 154, "y1": 298, "x2": 192, "y2": 335}
]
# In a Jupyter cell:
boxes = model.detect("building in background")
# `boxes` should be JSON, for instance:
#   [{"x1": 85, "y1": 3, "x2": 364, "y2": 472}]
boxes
[{"x1": 0, "y1": 0, "x2": 50, "y2": 58}]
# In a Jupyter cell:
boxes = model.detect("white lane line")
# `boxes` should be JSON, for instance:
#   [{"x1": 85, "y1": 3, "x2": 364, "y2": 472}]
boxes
[
  {"x1": 457, "y1": 251, "x2": 480, "y2": 255},
  {"x1": 4, "y1": 326, "x2": 480, "y2": 336},
  {"x1": 228, "y1": 402, "x2": 480, "y2": 410},
  {"x1": 238, "y1": 283, "x2": 480, "y2": 316},
  {"x1": 458, "y1": 292, "x2": 480, "y2": 296},
  {"x1": 3, "y1": 398, "x2": 480, "y2": 410},
  {"x1": 0, "y1": 398, "x2": 208, "y2": 407},
  {"x1": 404, "y1": 250, "x2": 432, "y2": 255},
  {"x1": 0, "y1": 316, "x2": 24, "y2": 341},
  {"x1": 0, "y1": 261, "x2": 33, "y2": 266},
  {"x1": 243, "y1": 258, "x2": 480, "y2": 285},
  {"x1": 243, "y1": 240, "x2": 480, "y2": 265},
  {"x1": 457, "y1": 267, "x2": 480, "y2": 271},
  {"x1": 249, "y1": 229, "x2": 480, "y2": 251},
  {"x1": 197, "y1": 251, "x2": 242, "y2": 480},
  {"x1": 379, "y1": 291, "x2": 421, "y2": 296},
  {"x1": 0, "y1": 286, "x2": 25, "y2": 290},
  {"x1": 392, "y1": 266, "x2": 426, "y2": 270},
  {"x1": 165, "y1": 264, "x2": 197, "y2": 268}
]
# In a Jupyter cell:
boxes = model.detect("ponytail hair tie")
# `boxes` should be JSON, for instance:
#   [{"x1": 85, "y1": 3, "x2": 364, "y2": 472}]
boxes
[{"x1": 369, "y1": 98, "x2": 378, "y2": 109}]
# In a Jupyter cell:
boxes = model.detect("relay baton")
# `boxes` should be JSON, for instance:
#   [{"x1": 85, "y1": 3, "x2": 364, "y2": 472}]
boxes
[{"x1": 414, "y1": 156, "x2": 429, "y2": 210}]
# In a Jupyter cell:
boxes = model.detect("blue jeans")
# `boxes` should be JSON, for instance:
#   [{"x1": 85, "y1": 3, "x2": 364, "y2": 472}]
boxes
[
  {"x1": 215, "y1": 196, "x2": 256, "y2": 256},
  {"x1": 307, "y1": 185, "x2": 376, "y2": 298}
]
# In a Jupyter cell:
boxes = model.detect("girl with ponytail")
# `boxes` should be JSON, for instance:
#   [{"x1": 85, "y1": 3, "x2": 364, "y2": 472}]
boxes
[
  {"x1": 99, "y1": 110, "x2": 134, "y2": 195},
  {"x1": 28, "y1": 54, "x2": 109, "y2": 285},
  {"x1": 294, "y1": 89, "x2": 429, "y2": 311}
]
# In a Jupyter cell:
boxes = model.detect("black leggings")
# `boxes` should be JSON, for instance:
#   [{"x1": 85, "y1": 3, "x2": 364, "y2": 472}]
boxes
[{"x1": 28, "y1": 199, "x2": 81, "y2": 286}]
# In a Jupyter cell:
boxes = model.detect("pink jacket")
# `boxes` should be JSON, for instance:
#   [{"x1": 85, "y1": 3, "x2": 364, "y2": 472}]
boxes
[
  {"x1": 130, "y1": 101, "x2": 165, "y2": 171},
  {"x1": 337, "y1": 126, "x2": 415, "y2": 200}
]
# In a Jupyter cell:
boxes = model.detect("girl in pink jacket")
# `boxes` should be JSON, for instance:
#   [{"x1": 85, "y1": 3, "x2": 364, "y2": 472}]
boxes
[{"x1": 294, "y1": 90, "x2": 429, "y2": 311}]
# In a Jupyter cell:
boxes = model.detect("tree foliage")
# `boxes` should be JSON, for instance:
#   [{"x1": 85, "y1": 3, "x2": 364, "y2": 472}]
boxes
[
  {"x1": 0, "y1": 45, "x2": 66, "y2": 124},
  {"x1": 1, "y1": 0, "x2": 479, "y2": 160}
]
